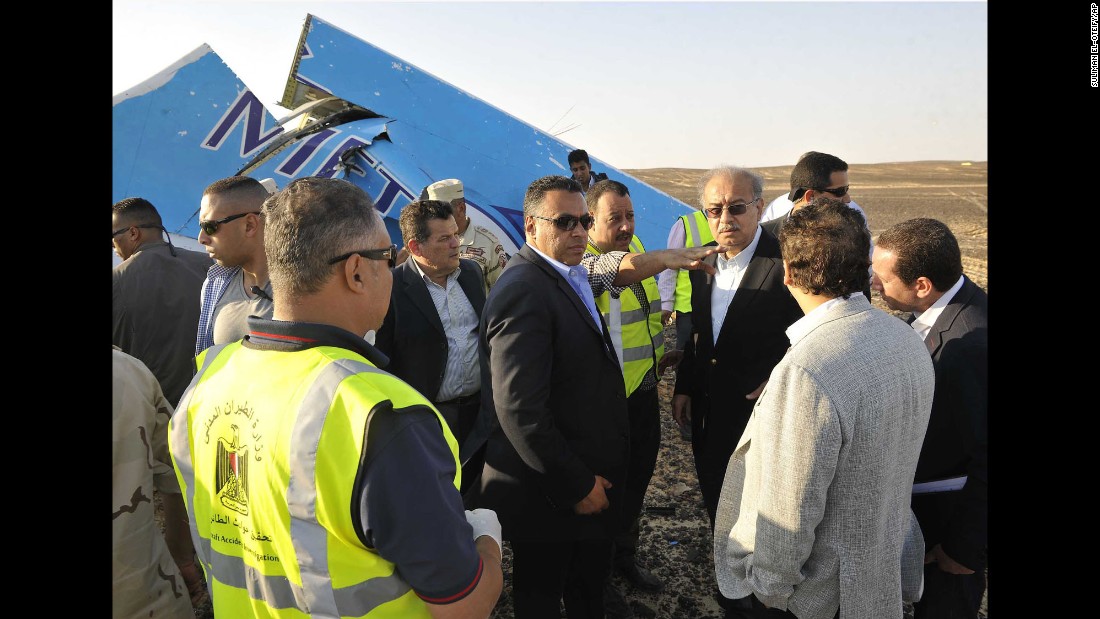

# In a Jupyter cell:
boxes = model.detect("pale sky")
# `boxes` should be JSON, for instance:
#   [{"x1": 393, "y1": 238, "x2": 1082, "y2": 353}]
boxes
[{"x1": 112, "y1": 0, "x2": 988, "y2": 170}]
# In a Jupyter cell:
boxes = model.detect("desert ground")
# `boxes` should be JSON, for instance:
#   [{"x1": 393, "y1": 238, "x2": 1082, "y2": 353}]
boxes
[{"x1": 180, "y1": 160, "x2": 988, "y2": 619}]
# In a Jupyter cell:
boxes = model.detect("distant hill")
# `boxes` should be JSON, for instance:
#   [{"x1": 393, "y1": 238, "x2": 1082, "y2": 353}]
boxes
[{"x1": 624, "y1": 160, "x2": 987, "y2": 206}]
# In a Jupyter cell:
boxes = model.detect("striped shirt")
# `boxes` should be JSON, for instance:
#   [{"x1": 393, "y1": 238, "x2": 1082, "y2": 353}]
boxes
[
  {"x1": 195, "y1": 263, "x2": 239, "y2": 355},
  {"x1": 410, "y1": 260, "x2": 481, "y2": 402}
]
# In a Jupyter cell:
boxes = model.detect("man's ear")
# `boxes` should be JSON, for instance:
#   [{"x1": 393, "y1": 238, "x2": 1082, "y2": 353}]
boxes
[
  {"x1": 782, "y1": 260, "x2": 792, "y2": 286},
  {"x1": 524, "y1": 216, "x2": 536, "y2": 240},
  {"x1": 337, "y1": 254, "x2": 363, "y2": 290},
  {"x1": 913, "y1": 276, "x2": 935, "y2": 299},
  {"x1": 406, "y1": 238, "x2": 422, "y2": 258}
]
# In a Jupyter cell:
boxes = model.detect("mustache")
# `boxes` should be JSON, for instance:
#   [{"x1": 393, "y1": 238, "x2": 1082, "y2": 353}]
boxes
[
  {"x1": 718, "y1": 223, "x2": 740, "y2": 233},
  {"x1": 615, "y1": 232, "x2": 632, "y2": 241}
]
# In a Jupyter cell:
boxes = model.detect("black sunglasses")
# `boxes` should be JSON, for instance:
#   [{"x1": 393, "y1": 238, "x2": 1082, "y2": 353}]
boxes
[
  {"x1": 327, "y1": 244, "x2": 398, "y2": 268},
  {"x1": 111, "y1": 223, "x2": 162, "y2": 241},
  {"x1": 531, "y1": 214, "x2": 595, "y2": 231},
  {"x1": 199, "y1": 211, "x2": 262, "y2": 236},
  {"x1": 815, "y1": 185, "x2": 849, "y2": 197},
  {"x1": 805, "y1": 185, "x2": 853, "y2": 197},
  {"x1": 703, "y1": 197, "x2": 760, "y2": 219}
]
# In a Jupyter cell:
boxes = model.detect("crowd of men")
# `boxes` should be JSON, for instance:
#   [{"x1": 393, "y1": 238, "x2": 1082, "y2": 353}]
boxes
[{"x1": 112, "y1": 148, "x2": 987, "y2": 619}]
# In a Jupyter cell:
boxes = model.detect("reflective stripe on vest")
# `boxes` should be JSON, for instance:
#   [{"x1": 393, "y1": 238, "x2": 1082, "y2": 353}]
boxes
[
  {"x1": 588, "y1": 236, "x2": 665, "y2": 395},
  {"x1": 674, "y1": 210, "x2": 714, "y2": 313},
  {"x1": 170, "y1": 343, "x2": 459, "y2": 618}
]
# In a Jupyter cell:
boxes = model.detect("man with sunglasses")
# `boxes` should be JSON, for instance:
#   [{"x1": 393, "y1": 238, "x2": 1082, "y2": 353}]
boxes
[
  {"x1": 713, "y1": 199, "x2": 932, "y2": 619},
  {"x1": 762, "y1": 152, "x2": 872, "y2": 300},
  {"x1": 671, "y1": 164, "x2": 804, "y2": 537},
  {"x1": 170, "y1": 177, "x2": 504, "y2": 619},
  {"x1": 760, "y1": 151, "x2": 866, "y2": 225},
  {"x1": 465, "y1": 175, "x2": 724, "y2": 619},
  {"x1": 113, "y1": 197, "x2": 212, "y2": 407},
  {"x1": 376, "y1": 199, "x2": 487, "y2": 494},
  {"x1": 194, "y1": 176, "x2": 276, "y2": 355}
]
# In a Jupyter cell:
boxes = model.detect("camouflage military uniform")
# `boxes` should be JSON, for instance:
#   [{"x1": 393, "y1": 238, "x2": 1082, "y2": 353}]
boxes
[{"x1": 458, "y1": 223, "x2": 509, "y2": 293}]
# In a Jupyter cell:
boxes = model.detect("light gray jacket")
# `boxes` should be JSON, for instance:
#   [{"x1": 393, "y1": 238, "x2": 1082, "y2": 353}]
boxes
[{"x1": 713, "y1": 294, "x2": 934, "y2": 619}]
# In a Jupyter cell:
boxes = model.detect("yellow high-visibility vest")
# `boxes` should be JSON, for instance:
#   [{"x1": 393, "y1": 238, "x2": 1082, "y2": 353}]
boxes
[
  {"x1": 673, "y1": 210, "x2": 714, "y2": 313},
  {"x1": 171, "y1": 341, "x2": 460, "y2": 618},
  {"x1": 588, "y1": 236, "x2": 665, "y2": 395}
]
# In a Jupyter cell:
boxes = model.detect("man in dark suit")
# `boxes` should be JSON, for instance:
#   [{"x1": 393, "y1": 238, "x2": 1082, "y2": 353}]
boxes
[
  {"x1": 375, "y1": 199, "x2": 486, "y2": 491},
  {"x1": 672, "y1": 166, "x2": 804, "y2": 528},
  {"x1": 464, "y1": 175, "x2": 627, "y2": 619},
  {"x1": 872, "y1": 217, "x2": 988, "y2": 619},
  {"x1": 465, "y1": 175, "x2": 721, "y2": 619}
]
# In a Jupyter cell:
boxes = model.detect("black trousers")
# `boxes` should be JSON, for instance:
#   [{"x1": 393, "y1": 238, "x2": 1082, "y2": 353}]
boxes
[
  {"x1": 913, "y1": 563, "x2": 986, "y2": 619},
  {"x1": 690, "y1": 394, "x2": 752, "y2": 527},
  {"x1": 510, "y1": 538, "x2": 614, "y2": 619},
  {"x1": 612, "y1": 386, "x2": 661, "y2": 567},
  {"x1": 434, "y1": 392, "x2": 482, "y2": 495}
]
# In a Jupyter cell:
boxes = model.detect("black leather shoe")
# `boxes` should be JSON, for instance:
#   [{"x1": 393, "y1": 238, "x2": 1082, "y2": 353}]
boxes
[
  {"x1": 604, "y1": 581, "x2": 635, "y2": 619},
  {"x1": 617, "y1": 560, "x2": 665, "y2": 593}
]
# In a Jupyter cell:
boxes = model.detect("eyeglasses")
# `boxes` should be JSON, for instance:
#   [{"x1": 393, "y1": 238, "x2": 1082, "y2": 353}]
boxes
[
  {"x1": 816, "y1": 185, "x2": 849, "y2": 197},
  {"x1": 111, "y1": 224, "x2": 161, "y2": 241},
  {"x1": 198, "y1": 211, "x2": 262, "y2": 236},
  {"x1": 531, "y1": 214, "x2": 595, "y2": 231},
  {"x1": 703, "y1": 197, "x2": 760, "y2": 219},
  {"x1": 327, "y1": 244, "x2": 398, "y2": 268}
]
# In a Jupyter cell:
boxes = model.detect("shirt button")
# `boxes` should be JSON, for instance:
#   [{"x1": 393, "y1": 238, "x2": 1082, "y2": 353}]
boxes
[{"x1": 710, "y1": 358, "x2": 717, "y2": 366}]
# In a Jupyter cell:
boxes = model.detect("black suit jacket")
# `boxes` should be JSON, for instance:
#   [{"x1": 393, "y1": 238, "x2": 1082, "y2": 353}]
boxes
[
  {"x1": 763, "y1": 213, "x2": 872, "y2": 301},
  {"x1": 375, "y1": 258, "x2": 486, "y2": 403},
  {"x1": 911, "y1": 276, "x2": 988, "y2": 571},
  {"x1": 464, "y1": 245, "x2": 629, "y2": 542},
  {"x1": 674, "y1": 229, "x2": 803, "y2": 436}
]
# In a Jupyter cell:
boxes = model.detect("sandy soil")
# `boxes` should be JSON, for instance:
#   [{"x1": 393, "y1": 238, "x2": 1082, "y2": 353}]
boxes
[{"x1": 180, "y1": 160, "x2": 988, "y2": 619}]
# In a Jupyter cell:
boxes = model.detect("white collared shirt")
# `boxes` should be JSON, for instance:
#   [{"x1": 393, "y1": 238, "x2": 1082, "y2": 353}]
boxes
[
  {"x1": 410, "y1": 259, "x2": 481, "y2": 401},
  {"x1": 527, "y1": 243, "x2": 603, "y2": 331},
  {"x1": 910, "y1": 275, "x2": 965, "y2": 341},
  {"x1": 711, "y1": 225, "x2": 762, "y2": 344},
  {"x1": 785, "y1": 295, "x2": 847, "y2": 344}
]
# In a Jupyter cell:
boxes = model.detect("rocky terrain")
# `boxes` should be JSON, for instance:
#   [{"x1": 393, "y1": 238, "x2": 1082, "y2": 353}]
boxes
[{"x1": 179, "y1": 160, "x2": 988, "y2": 618}]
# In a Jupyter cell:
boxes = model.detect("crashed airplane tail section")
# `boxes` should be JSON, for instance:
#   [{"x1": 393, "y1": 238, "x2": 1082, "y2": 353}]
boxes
[{"x1": 112, "y1": 13, "x2": 693, "y2": 255}]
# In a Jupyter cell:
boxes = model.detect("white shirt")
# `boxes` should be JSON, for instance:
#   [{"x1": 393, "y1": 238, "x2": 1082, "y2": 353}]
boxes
[
  {"x1": 410, "y1": 259, "x2": 481, "y2": 401},
  {"x1": 528, "y1": 243, "x2": 603, "y2": 331},
  {"x1": 763, "y1": 192, "x2": 865, "y2": 224},
  {"x1": 910, "y1": 275, "x2": 965, "y2": 341},
  {"x1": 658, "y1": 217, "x2": 688, "y2": 312},
  {"x1": 711, "y1": 226, "x2": 762, "y2": 345},
  {"x1": 785, "y1": 295, "x2": 846, "y2": 343}
]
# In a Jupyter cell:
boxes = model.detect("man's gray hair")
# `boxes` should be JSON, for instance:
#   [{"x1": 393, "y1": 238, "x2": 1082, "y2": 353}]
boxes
[
  {"x1": 697, "y1": 166, "x2": 764, "y2": 208},
  {"x1": 263, "y1": 177, "x2": 383, "y2": 297}
]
